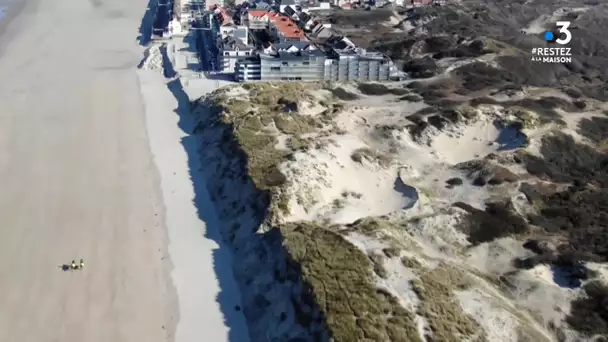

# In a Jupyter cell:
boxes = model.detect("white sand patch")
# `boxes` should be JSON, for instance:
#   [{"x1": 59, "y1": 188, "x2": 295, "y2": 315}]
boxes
[
  {"x1": 282, "y1": 134, "x2": 416, "y2": 224},
  {"x1": 465, "y1": 237, "x2": 532, "y2": 275},
  {"x1": 507, "y1": 268, "x2": 578, "y2": 328},
  {"x1": 274, "y1": 134, "x2": 289, "y2": 151},
  {"x1": 455, "y1": 288, "x2": 518, "y2": 342},
  {"x1": 430, "y1": 120, "x2": 507, "y2": 164}
]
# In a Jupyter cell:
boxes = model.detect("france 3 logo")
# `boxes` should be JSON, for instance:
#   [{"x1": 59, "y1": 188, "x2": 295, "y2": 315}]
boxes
[{"x1": 543, "y1": 21, "x2": 572, "y2": 45}]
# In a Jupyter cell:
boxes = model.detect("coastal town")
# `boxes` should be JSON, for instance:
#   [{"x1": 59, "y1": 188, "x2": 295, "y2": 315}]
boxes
[{"x1": 148, "y1": 0, "x2": 444, "y2": 82}]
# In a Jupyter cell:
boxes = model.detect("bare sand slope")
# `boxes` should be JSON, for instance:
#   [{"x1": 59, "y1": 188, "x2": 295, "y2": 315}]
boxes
[{"x1": 0, "y1": 0, "x2": 177, "y2": 341}]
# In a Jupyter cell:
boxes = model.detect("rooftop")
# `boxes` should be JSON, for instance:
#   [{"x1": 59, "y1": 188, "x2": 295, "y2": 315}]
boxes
[
  {"x1": 260, "y1": 49, "x2": 325, "y2": 59},
  {"x1": 209, "y1": 4, "x2": 233, "y2": 26},
  {"x1": 222, "y1": 36, "x2": 252, "y2": 51},
  {"x1": 269, "y1": 12, "x2": 305, "y2": 39},
  {"x1": 273, "y1": 41, "x2": 314, "y2": 51},
  {"x1": 247, "y1": 10, "x2": 306, "y2": 40}
]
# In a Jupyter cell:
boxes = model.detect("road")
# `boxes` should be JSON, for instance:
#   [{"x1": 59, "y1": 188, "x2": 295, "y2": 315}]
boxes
[{"x1": 0, "y1": 0, "x2": 177, "y2": 341}]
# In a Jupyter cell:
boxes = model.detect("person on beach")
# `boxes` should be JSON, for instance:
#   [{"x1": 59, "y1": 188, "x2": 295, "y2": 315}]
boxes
[
  {"x1": 80, "y1": 258, "x2": 84, "y2": 269},
  {"x1": 71, "y1": 260, "x2": 77, "y2": 270}
]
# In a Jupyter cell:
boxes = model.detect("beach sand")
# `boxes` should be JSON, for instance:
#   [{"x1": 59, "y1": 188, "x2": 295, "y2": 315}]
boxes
[
  {"x1": 138, "y1": 69, "x2": 251, "y2": 342},
  {"x1": 0, "y1": 0, "x2": 178, "y2": 341}
]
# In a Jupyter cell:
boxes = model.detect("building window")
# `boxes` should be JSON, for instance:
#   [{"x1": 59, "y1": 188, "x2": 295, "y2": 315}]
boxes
[
  {"x1": 270, "y1": 67, "x2": 281, "y2": 71},
  {"x1": 282, "y1": 61, "x2": 288, "y2": 66},
  {"x1": 224, "y1": 52, "x2": 229, "y2": 56},
  {"x1": 295, "y1": 77, "x2": 302, "y2": 80},
  {"x1": 302, "y1": 61, "x2": 309, "y2": 65},
  {"x1": 245, "y1": 52, "x2": 250, "y2": 56}
]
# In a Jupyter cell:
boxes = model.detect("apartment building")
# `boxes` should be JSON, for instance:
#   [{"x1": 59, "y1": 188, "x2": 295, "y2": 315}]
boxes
[
  {"x1": 235, "y1": 58, "x2": 261, "y2": 81},
  {"x1": 323, "y1": 49, "x2": 391, "y2": 81},
  {"x1": 220, "y1": 33, "x2": 255, "y2": 73},
  {"x1": 260, "y1": 49, "x2": 325, "y2": 81}
]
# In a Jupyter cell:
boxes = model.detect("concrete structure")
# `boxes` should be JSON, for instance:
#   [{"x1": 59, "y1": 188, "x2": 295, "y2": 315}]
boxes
[
  {"x1": 235, "y1": 58, "x2": 262, "y2": 81},
  {"x1": 152, "y1": 0, "x2": 175, "y2": 39},
  {"x1": 323, "y1": 49, "x2": 390, "y2": 81},
  {"x1": 260, "y1": 50, "x2": 325, "y2": 81}
]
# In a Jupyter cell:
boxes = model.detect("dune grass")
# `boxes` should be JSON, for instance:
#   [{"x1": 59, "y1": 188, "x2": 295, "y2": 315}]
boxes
[{"x1": 281, "y1": 221, "x2": 421, "y2": 341}]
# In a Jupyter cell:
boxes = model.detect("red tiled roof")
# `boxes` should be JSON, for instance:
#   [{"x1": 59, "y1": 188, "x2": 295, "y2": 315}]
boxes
[
  {"x1": 209, "y1": 4, "x2": 232, "y2": 25},
  {"x1": 245, "y1": 10, "x2": 304, "y2": 39},
  {"x1": 268, "y1": 13, "x2": 304, "y2": 39},
  {"x1": 247, "y1": 9, "x2": 268, "y2": 17}
]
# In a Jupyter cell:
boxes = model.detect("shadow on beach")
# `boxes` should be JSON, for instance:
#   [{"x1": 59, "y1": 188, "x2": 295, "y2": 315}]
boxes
[
  {"x1": 166, "y1": 78, "x2": 252, "y2": 341},
  {"x1": 166, "y1": 76, "x2": 332, "y2": 341},
  {"x1": 137, "y1": 0, "x2": 157, "y2": 46}
]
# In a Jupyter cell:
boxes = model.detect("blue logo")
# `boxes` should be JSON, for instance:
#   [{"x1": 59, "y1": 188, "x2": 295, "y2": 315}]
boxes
[{"x1": 544, "y1": 22, "x2": 572, "y2": 45}]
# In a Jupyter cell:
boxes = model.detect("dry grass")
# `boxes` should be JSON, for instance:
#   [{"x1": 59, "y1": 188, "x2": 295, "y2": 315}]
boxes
[
  {"x1": 329, "y1": 87, "x2": 360, "y2": 101},
  {"x1": 506, "y1": 107, "x2": 540, "y2": 129},
  {"x1": 369, "y1": 252, "x2": 388, "y2": 279},
  {"x1": 407, "y1": 262, "x2": 487, "y2": 341},
  {"x1": 357, "y1": 83, "x2": 409, "y2": 96},
  {"x1": 281, "y1": 221, "x2": 421, "y2": 342},
  {"x1": 209, "y1": 82, "x2": 344, "y2": 215},
  {"x1": 350, "y1": 148, "x2": 393, "y2": 167}
]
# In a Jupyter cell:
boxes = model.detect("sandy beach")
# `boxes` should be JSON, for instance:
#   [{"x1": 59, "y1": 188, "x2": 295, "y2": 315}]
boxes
[
  {"x1": 0, "y1": 0, "x2": 177, "y2": 341},
  {"x1": 137, "y1": 69, "x2": 250, "y2": 342}
]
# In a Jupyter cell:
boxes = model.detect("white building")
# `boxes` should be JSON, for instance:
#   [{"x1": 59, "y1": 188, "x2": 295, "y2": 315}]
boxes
[
  {"x1": 168, "y1": 17, "x2": 185, "y2": 36},
  {"x1": 219, "y1": 26, "x2": 255, "y2": 73}
]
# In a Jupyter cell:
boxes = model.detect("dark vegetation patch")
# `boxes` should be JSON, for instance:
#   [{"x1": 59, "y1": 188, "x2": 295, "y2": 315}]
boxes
[
  {"x1": 520, "y1": 184, "x2": 608, "y2": 261},
  {"x1": 451, "y1": 62, "x2": 517, "y2": 93},
  {"x1": 456, "y1": 160, "x2": 519, "y2": 186},
  {"x1": 330, "y1": 87, "x2": 360, "y2": 101},
  {"x1": 578, "y1": 116, "x2": 608, "y2": 145},
  {"x1": 446, "y1": 177, "x2": 463, "y2": 186},
  {"x1": 357, "y1": 83, "x2": 409, "y2": 96},
  {"x1": 399, "y1": 94, "x2": 423, "y2": 102},
  {"x1": 566, "y1": 281, "x2": 608, "y2": 337},
  {"x1": 402, "y1": 57, "x2": 438, "y2": 78},
  {"x1": 515, "y1": 133, "x2": 608, "y2": 265},
  {"x1": 453, "y1": 201, "x2": 529, "y2": 244},
  {"x1": 406, "y1": 105, "x2": 477, "y2": 140},
  {"x1": 405, "y1": 78, "x2": 465, "y2": 105},
  {"x1": 518, "y1": 133, "x2": 608, "y2": 187},
  {"x1": 510, "y1": 130, "x2": 608, "y2": 330}
]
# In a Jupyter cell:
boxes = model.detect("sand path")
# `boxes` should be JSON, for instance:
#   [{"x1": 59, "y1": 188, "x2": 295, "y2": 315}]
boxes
[{"x1": 0, "y1": 0, "x2": 177, "y2": 341}]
